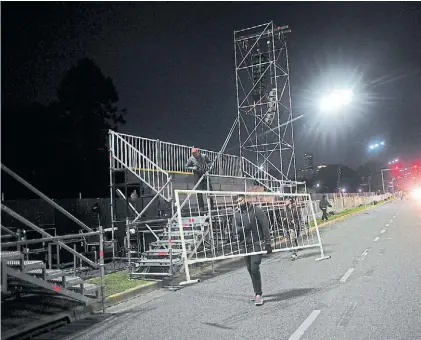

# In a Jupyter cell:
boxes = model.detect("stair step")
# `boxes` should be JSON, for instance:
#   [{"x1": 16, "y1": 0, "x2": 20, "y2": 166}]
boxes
[
  {"x1": 131, "y1": 272, "x2": 172, "y2": 277},
  {"x1": 48, "y1": 276, "x2": 84, "y2": 288},
  {"x1": 151, "y1": 239, "x2": 195, "y2": 246},
  {"x1": 7, "y1": 260, "x2": 44, "y2": 271},
  {"x1": 162, "y1": 231, "x2": 200, "y2": 236},
  {"x1": 1, "y1": 251, "x2": 23, "y2": 260},
  {"x1": 143, "y1": 249, "x2": 184, "y2": 255},
  {"x1": 168, "y1": 226, "x2": 204, "y2": 232},
  {"x1": 27, "y1": 269, "x2": 64, "y2": 280},
  {"x1": 137, "y1": 259, "x2": 182, "y2": 266},
  {"x1": 70, "y1": 283, "x2": 99, "y2": 297}
]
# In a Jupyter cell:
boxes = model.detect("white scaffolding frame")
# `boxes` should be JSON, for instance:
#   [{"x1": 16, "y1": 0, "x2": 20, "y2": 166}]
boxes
[{"x1": 234, "y1": 22, "x2": 297, "y2": 183}]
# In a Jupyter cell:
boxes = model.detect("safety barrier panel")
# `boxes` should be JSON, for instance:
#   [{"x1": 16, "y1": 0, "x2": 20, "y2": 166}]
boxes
[{"x1": 174, "y1": 190, "x2": 329, "y2": 283}]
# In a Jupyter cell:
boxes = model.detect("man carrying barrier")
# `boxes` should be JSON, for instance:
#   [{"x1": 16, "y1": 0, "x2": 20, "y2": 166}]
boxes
[{"x1": 174, "y1": 190, "x2": 330, "y2": 303}]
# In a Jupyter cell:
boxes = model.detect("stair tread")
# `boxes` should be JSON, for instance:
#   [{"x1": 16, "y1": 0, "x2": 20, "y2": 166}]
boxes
[
  {"x1": 144, "y1": 249, "x2": 183, "y2": 253},
  {"x1": 1, "y1": 251, "x2": 23, "y2": 261},
  {"x1": 1, "y1": 251, "x2": 22, "y2": 257},
  {"x1": 152, "y1": 239, "x2": 194, "y2": 244},
  {"x1": 138, "y1": 259, "x2": 181, "y2": 263},
  {"x1": 72, "y1": 282, "x2": 97, "y2": 290},
  {"x1": 48, "y1": 276, "x2": 83, "y2": 285},
  {"x1": 27, "y1": 269, "x2": 64, "y2": 277},
  {"x1": 7, "y1": 260, "x2": 44, "y2": 267}
]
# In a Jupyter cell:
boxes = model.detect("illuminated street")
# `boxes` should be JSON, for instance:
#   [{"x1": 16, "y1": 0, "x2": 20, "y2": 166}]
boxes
[{"x1": 71, "y1": 200, "x2": 421, "y2": 340}]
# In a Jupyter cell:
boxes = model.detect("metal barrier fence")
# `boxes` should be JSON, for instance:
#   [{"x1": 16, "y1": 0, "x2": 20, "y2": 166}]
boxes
[
  {"x1": 111, "y1": 131, "x2": 242, "y2": 177},
  {"x1": 311, "y1": 193, "x2": 392, "y2": 217},
  {"x1": 174, "y1": 190, "x2": 329, "y2": 284}
]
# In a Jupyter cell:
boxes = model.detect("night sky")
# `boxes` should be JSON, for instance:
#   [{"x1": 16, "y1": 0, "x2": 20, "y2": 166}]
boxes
[{"x1": 3, "y1": 2, "x2": 421, "y2": 169}]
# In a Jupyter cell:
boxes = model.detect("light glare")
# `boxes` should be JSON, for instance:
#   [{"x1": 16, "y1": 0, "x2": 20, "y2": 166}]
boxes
[{"x1": 319, "y1": 89, "x2": 353, "y2": 112}]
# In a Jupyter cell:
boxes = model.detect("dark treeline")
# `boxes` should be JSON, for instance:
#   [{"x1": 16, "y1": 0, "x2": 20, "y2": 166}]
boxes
[{"x1": 2, "y1": 58, "x2": 127, "y2": 199}]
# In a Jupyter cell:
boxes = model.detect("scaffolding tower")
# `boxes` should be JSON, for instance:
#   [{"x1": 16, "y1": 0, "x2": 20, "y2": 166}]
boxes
[{"x1": 234, "y1": 22, "x2": 296, "y2": 185}]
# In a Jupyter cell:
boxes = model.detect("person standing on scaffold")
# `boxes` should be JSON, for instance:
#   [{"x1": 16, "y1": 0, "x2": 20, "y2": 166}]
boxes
[{"x1": 185, "y1": 147, "x2": 215, "y2": 212}]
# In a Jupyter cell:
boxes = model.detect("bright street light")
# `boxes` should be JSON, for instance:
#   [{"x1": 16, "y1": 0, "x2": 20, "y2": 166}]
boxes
[
  {"x1": 368, "y1": 141, "x2": 385, "y2": 150},
  {"x1": 319, "y1": 89, "x2": 353, "y2": 112}
]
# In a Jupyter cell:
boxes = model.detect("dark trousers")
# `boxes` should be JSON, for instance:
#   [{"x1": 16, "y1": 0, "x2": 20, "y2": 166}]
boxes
[
  {"x1": 321, "y1": 208, "x2": 328, "y2": 221},
  {"x1": 194, "y1": 174, "x2": 215, "y2": 210},
  {"x1": 245, "y1": 254, "x2": 263, "y2": 296}
]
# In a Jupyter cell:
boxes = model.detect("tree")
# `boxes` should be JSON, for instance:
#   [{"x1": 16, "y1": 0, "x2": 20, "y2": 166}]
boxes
[
  {"x1": 2, "y1": 58, "x2": 127, "y2": 199},
  {"x1": 54, "y1": 58, "x2": 127, "y2": 197}
]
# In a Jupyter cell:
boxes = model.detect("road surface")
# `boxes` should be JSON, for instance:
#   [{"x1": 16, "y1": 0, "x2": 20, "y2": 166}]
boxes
[{"x1": 70, "y1": 200, "x2": 421, "y2": 340}]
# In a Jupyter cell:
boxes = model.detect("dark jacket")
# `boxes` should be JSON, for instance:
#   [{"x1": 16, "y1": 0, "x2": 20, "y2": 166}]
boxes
[
  {"x1": 319, "y1": 198, "x2": 332, "y2": 209},
  {"x1": 285, "y1": 205, "x2": 301, "y2": 224},
  {"x1": 186, "y1": 154, "x2": 211, "y2": 176},
  {"x1": 233, "y1": 203, "x2": 271, "y2": 252}
]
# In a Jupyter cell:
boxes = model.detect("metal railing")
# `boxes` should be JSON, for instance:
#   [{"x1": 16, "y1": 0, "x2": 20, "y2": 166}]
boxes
[
  {"x1": 111, "y1": 131, "x2": 242, "y2": 177},
  {"x1": 110, "y1": 131, "x2": 172, "y2": 201}
]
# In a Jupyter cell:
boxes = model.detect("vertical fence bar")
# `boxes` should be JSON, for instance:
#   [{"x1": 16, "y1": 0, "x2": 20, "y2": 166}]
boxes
[
  {"x1": 109, "y1": 131, "x2": 116, "y2": 259},
  {"x1": 98, "y1": 222, "x2": 105, "y2": 314}
]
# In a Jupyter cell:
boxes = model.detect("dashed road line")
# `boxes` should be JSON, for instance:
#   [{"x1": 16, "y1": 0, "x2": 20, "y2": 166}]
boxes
[
  {"x1": 337, "y1": 302, "x2": 358, "y2": 327},
  {"x1": 381, "y1": 229, "x2": 386, "y2": 234},
  {"x1": 340, "y1": 268, "x2": 355, "y2": 283},
  {"x1": 374, "y1": 237, "x2": 380, "y2": 242},
  {"x1": 358, "y1": 249, "x2": 370, "y2": 261},
  {"x1": 288, "y1": 310, "x2": 321, "y2": 340}
]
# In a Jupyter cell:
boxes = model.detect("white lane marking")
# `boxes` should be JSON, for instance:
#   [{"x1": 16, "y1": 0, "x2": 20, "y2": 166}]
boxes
[
  {"x1": 381, "y1": 229, "x2": 386, "y2": 234},
  {"x1": 374, "y1": 237, "x2": 380, "y2": 242},
  {"x1": 288, "y1": 310, "x2": 321, "y2": 340},
  {"x1": 358, "y1": 249, "x2": 370, "y2": 261},
  {"x1": 386, "y1": 238, "x2": 392, "y2": 240},
  {"x1": 340, "y1": 268, "x2": 355, "y2": 283},
  {"x1": 386, "y1": 224, "x2": 389, "y2": 227}
]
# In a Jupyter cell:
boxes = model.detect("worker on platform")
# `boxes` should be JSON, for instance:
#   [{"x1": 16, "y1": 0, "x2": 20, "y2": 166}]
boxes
[{"x1": 185, "y1": 147, "x2": 215, "y2": 211}]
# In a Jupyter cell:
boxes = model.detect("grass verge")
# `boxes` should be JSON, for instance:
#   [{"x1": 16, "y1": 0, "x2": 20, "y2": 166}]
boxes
[
  {"x1": 87, "y1": 271, "x2": 153, "y2": 297},
  {"x1": 310, "y1": 202, "x2": 385, "y2": 228}
]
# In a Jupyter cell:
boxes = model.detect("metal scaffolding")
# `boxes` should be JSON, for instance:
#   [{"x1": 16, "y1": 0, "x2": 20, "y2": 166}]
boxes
[{"x1": 234, "y1": 22, "x2": 297, "y2": 185}]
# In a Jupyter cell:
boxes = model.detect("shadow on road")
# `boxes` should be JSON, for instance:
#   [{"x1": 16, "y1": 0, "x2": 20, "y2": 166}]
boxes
[{"x1": 264, "y1": 288, "x2": 315, "y2": 303}]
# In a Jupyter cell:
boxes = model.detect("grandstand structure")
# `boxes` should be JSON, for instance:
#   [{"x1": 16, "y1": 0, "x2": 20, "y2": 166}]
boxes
[{"x1": 1, "y1": 164, "x2": 107, "y2": 338}]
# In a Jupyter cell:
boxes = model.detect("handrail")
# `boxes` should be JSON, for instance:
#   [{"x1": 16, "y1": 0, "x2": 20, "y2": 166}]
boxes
[
  {"x1": 110, "y1": 129, "x2": 242, "y2": 177},
  {"x1": 112, "y1": 132, "x2": 170, "y2": 175},
  {"x1": 111, "y1": 132, "x2": 171, "y2": 201},
  {"x1": 1, "y1": 225, "x2": 18, "y2": 238},
  {"x1": 1, "y1": 204, "x2": 97, "y2": 268},
  {"x1": 1, "y1": 164, "x2": 93, "y2": 233},
  {"x1": 2, "y1": 231, "x2": 100, "y2": 247}
]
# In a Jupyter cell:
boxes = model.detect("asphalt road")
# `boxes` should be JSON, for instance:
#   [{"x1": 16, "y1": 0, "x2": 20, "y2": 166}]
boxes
[{"x1": 70, "y1": 199, "x2": 421, "y2": 340}]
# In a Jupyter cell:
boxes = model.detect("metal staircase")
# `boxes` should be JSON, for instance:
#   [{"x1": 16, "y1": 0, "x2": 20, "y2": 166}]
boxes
[{"x1": 131, "y1": 215, "x2": 210, "y2": 278}]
